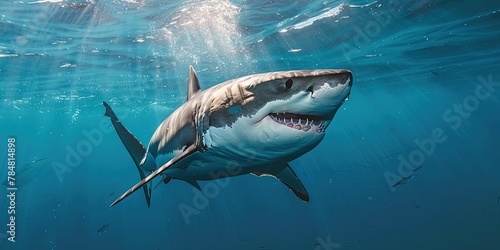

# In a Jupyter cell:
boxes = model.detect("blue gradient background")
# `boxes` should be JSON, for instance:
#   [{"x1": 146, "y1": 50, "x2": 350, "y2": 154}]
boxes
[{"x1": 1, "y1": 0, "x2": 499, "y2": 249}]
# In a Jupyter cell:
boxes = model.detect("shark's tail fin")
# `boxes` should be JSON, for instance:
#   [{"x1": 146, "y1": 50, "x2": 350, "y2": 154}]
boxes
[
  {"x1": 103, "y1": 102, "x2": 115, "y2": 118},
  {"x1": 103, "y1": 101, "x2": 153, "y2": 207}
]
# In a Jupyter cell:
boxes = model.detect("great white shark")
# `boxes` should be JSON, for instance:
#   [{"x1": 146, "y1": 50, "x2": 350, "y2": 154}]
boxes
[{"x1": 104, "y1": 66, "x2": 352, "y2": 207}]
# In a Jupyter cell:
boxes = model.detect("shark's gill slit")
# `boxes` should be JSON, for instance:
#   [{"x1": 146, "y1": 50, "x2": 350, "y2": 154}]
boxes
[{"x1": 306, "y1": 85, "x2": 314, "y2": 93}]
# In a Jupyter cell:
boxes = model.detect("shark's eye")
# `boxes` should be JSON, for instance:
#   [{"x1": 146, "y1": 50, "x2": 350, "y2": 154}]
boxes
[{"x1": 285, "y1": 79, "x2": 293, "y2": 89}]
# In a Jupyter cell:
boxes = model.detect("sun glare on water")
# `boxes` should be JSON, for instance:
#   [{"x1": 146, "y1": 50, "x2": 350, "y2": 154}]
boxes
[{"x1": 158, "y1": 0, "x2": 250, "y2": 75}]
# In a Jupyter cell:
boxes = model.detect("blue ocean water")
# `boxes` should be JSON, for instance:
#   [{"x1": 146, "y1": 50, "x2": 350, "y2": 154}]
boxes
[{"x1": 1, "y1": 0, "x2": 500, "y2": 249}]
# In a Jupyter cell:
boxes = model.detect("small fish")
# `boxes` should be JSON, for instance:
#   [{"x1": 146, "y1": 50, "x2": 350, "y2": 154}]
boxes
[
  {"x1": 391, "y1": 175, "x2": 415, "y2": 188},
  {"x1": 107, "y1": 192, "x2": 115, "y2": 198},
  {"x1": 414, "y1": 204, "x2": 421, "y2": 209},
  {"x1": 28, "y1": 157, "x2": 48, "y2": 164},
  {"x1": 430, "y1": 70, "x2": 440, "y2": 78},
  {"x1": 1, "y1": 157, "x2": 49, "y2": 187},
  {"x1": 381, "y1": 148, "x2": 404, "y2": 159},
  {"x1": 391, "y1": 166, "x2": 422, "y2": 188},
  {"x1": 497, "y1": 196, "x2": 500, "y2": 203},
  {"x1": 97, "y1": 223, "x2": 111, "y2": 234},
  {"x1": 412, "y1": 166, "x2": 423, "y2": 172}
]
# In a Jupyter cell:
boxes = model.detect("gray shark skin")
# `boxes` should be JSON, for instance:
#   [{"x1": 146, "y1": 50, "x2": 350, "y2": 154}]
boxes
[{"x1": 105, "y1": 66, "x2": 352, "y2": 207}]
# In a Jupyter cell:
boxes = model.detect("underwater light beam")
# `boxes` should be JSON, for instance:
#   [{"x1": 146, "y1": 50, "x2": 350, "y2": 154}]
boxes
[{"x1": 158, "y1": 0, "x2": 250, "y2": 74}]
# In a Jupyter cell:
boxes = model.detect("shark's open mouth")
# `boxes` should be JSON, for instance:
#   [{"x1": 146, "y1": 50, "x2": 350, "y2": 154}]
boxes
[{"x1": 269, "y1": 113, "x2": 326, "y2": 133}]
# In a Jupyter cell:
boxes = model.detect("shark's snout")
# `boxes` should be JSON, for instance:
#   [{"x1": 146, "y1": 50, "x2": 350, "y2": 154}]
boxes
[
  {"x1": 304, "y1": 70, "x2": 352, "y2": 102},
  {"x1": 330, "y1": 70, "x2": 352, "y2": 90},
  {"x1": 342, "y1": 71, "x2": 353, "y2": 87},
  {"x1": 338, "y1": 70, "x2": 352, "y2": 97},
  {"x1": 265, "y1": 71, "x2": 352, "y2": 134}
]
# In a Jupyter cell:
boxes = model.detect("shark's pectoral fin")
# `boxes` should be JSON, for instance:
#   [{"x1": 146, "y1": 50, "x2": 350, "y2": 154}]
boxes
[
  {"x1": 152, "y1": 175, "x2": 200, "y2": 191},
  {"x1": 253, "y1": 163, "x2": 309, "y2": 202},
  {"x1": 163, "y1": 176, "x2": 173, "y2": 184},
  {"x1": 274, "y1": 164, "x2": 310, "y2": 202},
  {"x1": 110, "y1": 144, "x2": 199, "y2": 208},
  {"x1": 178, "y1": 178, "x2": 201, "y2": 190},
  {"x1": 251, "y1": 172, "x2": 265, "y2": 177},
  {"x1": 153, "y1": 175, "x2": 172, "y2": 190}
]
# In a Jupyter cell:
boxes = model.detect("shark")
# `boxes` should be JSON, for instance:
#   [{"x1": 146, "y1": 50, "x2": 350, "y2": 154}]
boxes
[
  {"x1": 104, "y1": 66, "x2": 352, "y2": 207},
  {"x1": 1, "y1": 157, "x2": 48, "y2": 187},
  {"x1": 391, "y1": 166, "x2": 423, "y2": 188}
]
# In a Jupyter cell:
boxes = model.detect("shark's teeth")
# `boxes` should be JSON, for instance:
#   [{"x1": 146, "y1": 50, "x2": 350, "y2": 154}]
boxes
[{"x1": 269, "y1": 113, "x2": 326, "y2": 133}]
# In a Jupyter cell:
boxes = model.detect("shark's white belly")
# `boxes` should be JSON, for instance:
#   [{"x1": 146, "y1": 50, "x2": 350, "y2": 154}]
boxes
[
  {"x1": 157, "y1": 118, "x2": 323, "y2": 180},
  {"x1": 159, "y1": 150, "x2": 279, "y2": 181},
  {"x1": 173, "y1": 152, "x2": 263, "y2": 180}
]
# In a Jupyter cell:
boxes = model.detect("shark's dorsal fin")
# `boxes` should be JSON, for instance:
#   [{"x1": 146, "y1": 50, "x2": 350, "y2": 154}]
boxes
[
  {"x1": 253, "y1": 163, "x2": 309, "y2": 202},
  {"x1": 187, "y1": 66, "x2": 201, "y2": 101}
]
